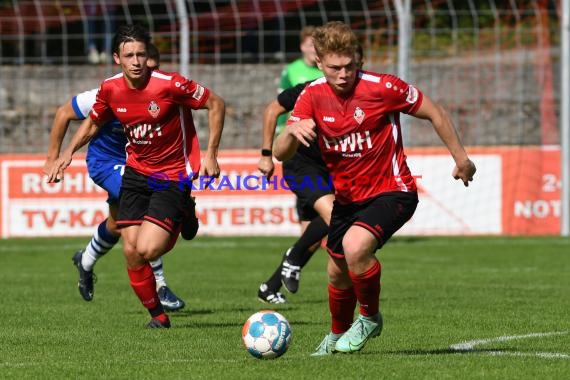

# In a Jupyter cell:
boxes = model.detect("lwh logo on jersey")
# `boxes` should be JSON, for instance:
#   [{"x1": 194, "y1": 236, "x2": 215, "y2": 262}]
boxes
[
  {"x1": 322, "y1": 130, "x2": 372, "y2": 153},
  {"x1": 127, "y1": 123, "x2": 163, "y2": 142}
]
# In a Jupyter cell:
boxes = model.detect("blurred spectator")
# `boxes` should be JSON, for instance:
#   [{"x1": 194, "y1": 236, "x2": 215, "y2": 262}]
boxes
[
  {"x1": 276, "y1": 26, "x2": 322, "y2": 130},
  {"x1": 84, "y1": 1, "x2": 117, "y2": 64}
]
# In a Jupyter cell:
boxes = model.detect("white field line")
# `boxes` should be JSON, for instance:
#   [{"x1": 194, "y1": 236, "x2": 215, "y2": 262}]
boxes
[
  {"x1": 487, "y1": 351, "x2": 569, "y2": 359},
  {"x1": 450, "y1": 331, "x2": 569, "y2": 359}
]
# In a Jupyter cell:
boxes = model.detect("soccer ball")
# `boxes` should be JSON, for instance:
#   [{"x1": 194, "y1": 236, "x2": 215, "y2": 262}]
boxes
[{"x1": 242, "y1": 310, "x2": 292, "y2": 359}]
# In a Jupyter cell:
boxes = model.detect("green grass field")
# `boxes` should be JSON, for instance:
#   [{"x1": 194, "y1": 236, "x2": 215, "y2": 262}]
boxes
[{"x1": 1, "y1": 236, "x2": 569, "y2": 379}]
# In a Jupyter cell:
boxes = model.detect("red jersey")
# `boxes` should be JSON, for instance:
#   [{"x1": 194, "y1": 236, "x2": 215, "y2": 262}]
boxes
[
  {"x1": 90, "y1": 69, "x2": 210, "y2": 181},
  {"x1": 290, "y1": 71, "x2": 423, "y2": 204}
]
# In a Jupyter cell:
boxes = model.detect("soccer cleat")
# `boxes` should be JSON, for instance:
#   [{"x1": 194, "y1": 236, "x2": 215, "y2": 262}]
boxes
[
  {"x1": 72, "y1": 249, "x2": 96, "y2": 301},
  {"x1": 334, "y1": 313, "x2": 383, "y2": 353},
  {"x1": 181, "y1": 196, "x2": 199, "y2": 240},
  {"x1": 311, "y1": 333, "x2": 340, "y2": 356},
  {"x1": 281, "y1": 258, "x2": 301, "y2": 294},
  {"x1": 157, "y1": 286, "x2": 186, "y2": 311},
  {"x1": 146, "y1": 317, "x2": 171, "y2": 329},
  {"x1": 257, "y1": 283, "x2": 287, "y2": 304}
]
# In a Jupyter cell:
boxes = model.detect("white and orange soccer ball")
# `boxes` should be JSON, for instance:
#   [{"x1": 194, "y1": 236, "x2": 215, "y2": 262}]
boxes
[{"x1": 242, "y1": 310, "x2": 292, "y2": 359}]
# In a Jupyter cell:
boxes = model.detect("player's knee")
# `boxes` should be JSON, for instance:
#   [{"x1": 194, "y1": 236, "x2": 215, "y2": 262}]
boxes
[
  {"x1": 139, "y1": 246, "x2": 164, "y2": 262},
  {"x1": 342, "y1": 230, "x2": 377, "y2": 264},
  {"x1": 122, "y1": 241, "x2": 136, "y2": 256},
  {"x1": 123, "y1": 245, "x2": 146, "y2": 268},
  {"x1": 342, "y1": 238, "x2": 363, "y2": 260}
]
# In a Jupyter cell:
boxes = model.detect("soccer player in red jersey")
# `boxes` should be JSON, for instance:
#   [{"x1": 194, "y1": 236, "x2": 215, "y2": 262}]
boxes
[
  {"x1": 47, "y1": 24, "x2": 225, "y2": 328},
  {"x1": 273, "y1": 21, "x2": 476, "y2": 355},
  {"x1": 256, "y1": 45, "x2": 364, "y2": 304},
  {"x1": 43, "y1": 43, "x2": 189, "y2": 312}
]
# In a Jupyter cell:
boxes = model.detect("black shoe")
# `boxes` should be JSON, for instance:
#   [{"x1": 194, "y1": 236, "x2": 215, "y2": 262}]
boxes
[
  {"x1": 72, "y1": 250, "x2": 95, "y2": 301},
  {"x1": 281, "y1": 257, "x2": 301, "y2": 294},
  {"x1": 257, "y1": 283, "x2": 287, "y2": 304},
  {"x1": 181, "y1": 197, "x2": 199, "y2": 240},
  {"x1": 146, "y1": 317, "x2": 171, "y2": 329},
  {"x1": 158, "y1": 286, "x2": 186, "y2": 311}
]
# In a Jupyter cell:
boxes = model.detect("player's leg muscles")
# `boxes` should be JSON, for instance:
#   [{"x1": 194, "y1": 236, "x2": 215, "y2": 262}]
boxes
[{"x1": 313, "y1": 193, "x2": 334, "y2": 225}]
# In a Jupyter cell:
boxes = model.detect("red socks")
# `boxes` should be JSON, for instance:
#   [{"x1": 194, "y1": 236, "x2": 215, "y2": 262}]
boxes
[
  {"x1": 349, "y1": 259, "x2": 381, "y2": 317},
  {"x1": 328, "y1": 284, "x2": 357, "y2": 334},
  {"x1": 328, "y1": 260, "x2": 382, "y2": 333},
  {"x1": 127, "y1": 263, "x2": 164, "y2": 317}
]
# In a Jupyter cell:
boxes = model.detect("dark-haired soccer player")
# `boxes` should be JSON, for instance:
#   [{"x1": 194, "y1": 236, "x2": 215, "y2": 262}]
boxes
[
  {"x1": 274, "y1": 21, "x2": 476, "y2": 355},
  {"x1": 47, "y1": 24, "x2": 225, "y2": 328},
  {"x1": 43, "y1": 44, "x2": 190, "y2": 311}
]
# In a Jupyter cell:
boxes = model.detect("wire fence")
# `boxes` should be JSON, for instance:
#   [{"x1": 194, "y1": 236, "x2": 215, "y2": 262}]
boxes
[{"x1": 0, "y1": 0, "x2": 563, "y2": 152}]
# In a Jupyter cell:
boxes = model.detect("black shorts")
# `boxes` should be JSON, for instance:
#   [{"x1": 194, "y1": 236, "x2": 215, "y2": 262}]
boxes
[
  {"x1": 117, "y1": 167, "x2": 192, "y2": 234},
  {"x1": 283, "y1": 157, "x2": 333, "y2": 221},
  {"x1": 326, "y1": 191, "x2": 418, "y2": 258}
]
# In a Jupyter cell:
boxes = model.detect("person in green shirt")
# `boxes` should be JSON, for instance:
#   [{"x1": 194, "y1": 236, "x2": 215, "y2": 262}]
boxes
[{"x1": 276, "y1": 26, "x2": 323, "y2": 129}]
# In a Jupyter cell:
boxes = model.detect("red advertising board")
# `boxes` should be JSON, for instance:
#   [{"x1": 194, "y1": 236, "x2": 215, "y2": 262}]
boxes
[
  {"x1": 500, "y1": 146, "x2": 561, "y2": 235},
  {"x1": 0, "y1": 147, "x2": 562, "y2": 237}
]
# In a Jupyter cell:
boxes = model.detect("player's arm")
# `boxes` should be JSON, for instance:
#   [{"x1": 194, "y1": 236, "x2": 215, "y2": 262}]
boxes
[
  {"x1": 259, "y1": 82, "x2": 307, "y2": 177},
  {"x1": 45, "y1": 116, "x2": 102, "y2": 183},
  {"x1": 273, "y1": 83, "x2": 316, "y2": 161},
  {"x1": 43, "y1": 100, "x2": 80, "y2": 176},
  {"x1": 412, "y1": 94, "x2": 476, "y2": 186},
  {"x1": 199, "y1": 90, "x2": 225, "y2": 179},
  {"x1": 273, "y1": 118, "x2": 316, "y2": 161},
  {"x1": 258, "y1": 99, "x2": 286, "y2": 179}
]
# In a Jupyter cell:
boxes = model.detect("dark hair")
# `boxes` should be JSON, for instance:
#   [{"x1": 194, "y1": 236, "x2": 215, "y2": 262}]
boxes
[
  {"x1": 147, "y1": 42, "x2": 160, "y2": 68},
  {"x1": 355, "y1": 44, "x2": 363, "y2": 61},
  {"x1": 112, "y1": 24, "x2": 151, "y2": 55}
]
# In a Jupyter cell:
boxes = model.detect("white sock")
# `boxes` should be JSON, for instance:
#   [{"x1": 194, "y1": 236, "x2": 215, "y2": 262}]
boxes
[
  {"x1": 81, "y1": 221, "x2": 119, "y2": 271},
  {"x1": 150, "y1": 258, "x2": 167, "y2": 289}
]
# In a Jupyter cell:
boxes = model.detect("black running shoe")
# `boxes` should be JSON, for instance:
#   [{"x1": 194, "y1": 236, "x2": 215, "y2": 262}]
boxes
[
  {"x1": 158, "y1": 286, "x2": 186, "y2": 311},
  {"x1": 72, "y1": 250, "x2": 95, "y2": 301},
  {"x1": 258, "y1": 283, "x2": 287, "y2": 304},
  {"x1": 281, "y1": 258, "x2": 301, "y2": 294},
  {"x1": 181, "y1": 196, "x2": 199, "y2": 240},
  {"x1": 146, "y1": 318, "x2": 171, "y2": 329}
]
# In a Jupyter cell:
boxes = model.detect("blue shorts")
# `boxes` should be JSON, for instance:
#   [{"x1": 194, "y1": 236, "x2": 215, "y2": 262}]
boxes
[{"x1": 86, "y1": 157, "x2": 124, "y2": 204}]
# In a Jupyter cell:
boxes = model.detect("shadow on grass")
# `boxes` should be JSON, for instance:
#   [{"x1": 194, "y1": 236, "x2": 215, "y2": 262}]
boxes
[
  {"x1": 176, "y1": 321, "x2": 244, "y2": 328},
  {"x1": 381, "y1": 347, "x2": 522, "y2": 356},
  {"x1": 295, "y1": 297, "x2": 328, "y2": 306}
]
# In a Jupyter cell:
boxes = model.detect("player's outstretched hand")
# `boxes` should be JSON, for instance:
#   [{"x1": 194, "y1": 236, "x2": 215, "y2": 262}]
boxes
[
  {"x1": 285, "y1": 119, "x2": 316, "y2": 147},
  {"x1": 452, "y1": 158, "x2": 476, "y2": 187},
  {"x1": 45, "y1": 153, "x2": 72, "y2": 183}
]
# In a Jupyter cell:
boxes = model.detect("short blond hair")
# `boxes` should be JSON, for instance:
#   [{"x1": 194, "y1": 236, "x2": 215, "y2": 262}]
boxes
[
  {"x1": 299, "y1": 26, "x2": 316, "y2": 43},
  {"x1": 313, "y1": 21, "x2": 358, "y2": 58}
]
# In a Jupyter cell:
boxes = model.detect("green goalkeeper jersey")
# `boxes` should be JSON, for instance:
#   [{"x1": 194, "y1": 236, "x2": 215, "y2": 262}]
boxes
[{"x1": 276, "y1": 58, "x2": 322, "y2": 129}]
